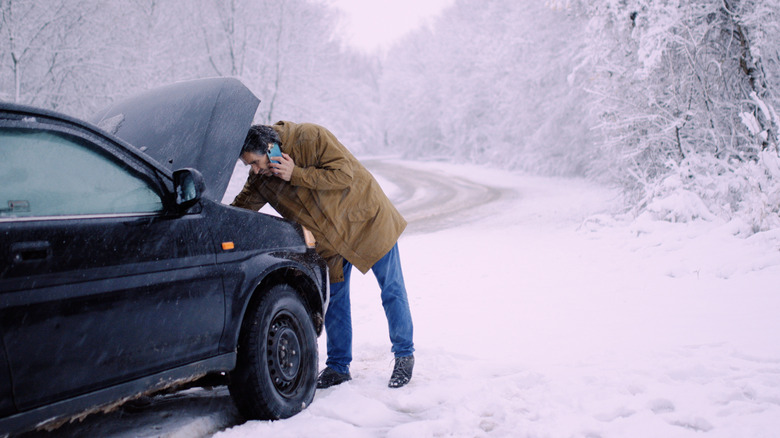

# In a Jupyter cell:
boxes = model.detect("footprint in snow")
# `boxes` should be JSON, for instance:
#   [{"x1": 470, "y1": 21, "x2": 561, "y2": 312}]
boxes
[{"x1": 648, "y1": 398, "x2": 676, "y2": 414}]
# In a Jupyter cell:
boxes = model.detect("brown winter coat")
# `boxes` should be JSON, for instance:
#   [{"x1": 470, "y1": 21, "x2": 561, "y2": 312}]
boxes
[{"x1": 231, "y1": 121, "x2": 407, "y2": 283}]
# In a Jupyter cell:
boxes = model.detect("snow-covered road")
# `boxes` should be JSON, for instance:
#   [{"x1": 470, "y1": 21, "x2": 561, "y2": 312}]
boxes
[
  {"x1": 23, "y1": 159, "x2": 780, "y2": 438},
  {"x1": 363, "y1": 158, "x2": 512, "y2": 235}
]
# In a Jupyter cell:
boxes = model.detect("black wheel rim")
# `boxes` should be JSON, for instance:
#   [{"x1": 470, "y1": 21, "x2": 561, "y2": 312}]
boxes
[{"x1": 266, "y1": 310, "x2": 303, "y2": 397}]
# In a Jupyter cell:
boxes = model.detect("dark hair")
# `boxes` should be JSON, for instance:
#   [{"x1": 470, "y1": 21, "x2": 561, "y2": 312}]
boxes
[{"x1": 241, "y1": 125, "x2": 281, "y2": 155}]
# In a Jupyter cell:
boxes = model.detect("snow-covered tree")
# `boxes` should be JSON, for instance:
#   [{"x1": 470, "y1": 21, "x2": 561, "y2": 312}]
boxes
[
  {"x1": 0, "y1": 0, "x2": 103, "y2": 111},
  {"x1": 565, "y1": 0, "x2": 780, "y2": 229},
  {"x1": 380, "y1": 0, "x2": 593, "y2": 173},
  {"x1": 0, "y1": 0, "x2": 381, "y2": 151}
]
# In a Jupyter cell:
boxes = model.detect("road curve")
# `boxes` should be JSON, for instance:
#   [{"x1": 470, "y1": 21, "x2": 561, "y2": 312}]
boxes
[{"x1": 363, "y1": 159, "x2": 515, "y2": 235}]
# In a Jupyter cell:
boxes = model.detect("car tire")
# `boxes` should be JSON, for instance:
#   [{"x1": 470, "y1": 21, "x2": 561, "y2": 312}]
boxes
[{"x1": 229, "y1": 284, "x2": 318, "y2": 420}]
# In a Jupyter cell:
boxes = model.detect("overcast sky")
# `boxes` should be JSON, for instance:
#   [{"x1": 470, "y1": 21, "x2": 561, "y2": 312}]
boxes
[{"x1": 327, "y1": 0, "x2": 455, "y2": 52}]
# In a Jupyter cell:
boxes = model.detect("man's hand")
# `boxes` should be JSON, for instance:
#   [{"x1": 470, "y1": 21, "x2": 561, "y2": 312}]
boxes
[{"x1": 270, "y1": 153, "x2": 294, "y2": 181}]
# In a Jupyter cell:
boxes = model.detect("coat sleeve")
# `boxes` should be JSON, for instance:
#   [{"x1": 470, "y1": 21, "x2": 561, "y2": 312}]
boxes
[
  {"x1": 231, "y1": 173, "x2": 267, "y2": 211},
  {"x1": 289, "y1": 124, "x2": 354, "y2": 190}
]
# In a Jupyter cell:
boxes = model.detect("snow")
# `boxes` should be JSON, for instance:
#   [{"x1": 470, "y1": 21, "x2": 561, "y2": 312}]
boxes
[{"x1": 211, "y1": 160, "x2": 780, "y2": 437}]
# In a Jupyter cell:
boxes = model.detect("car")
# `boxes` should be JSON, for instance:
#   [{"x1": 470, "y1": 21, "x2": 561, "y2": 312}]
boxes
[{"x1": 0, "y1": 78, "x2": 329, "y2": 436}]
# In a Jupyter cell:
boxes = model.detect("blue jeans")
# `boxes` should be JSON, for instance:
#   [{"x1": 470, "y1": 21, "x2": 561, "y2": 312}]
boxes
[{"x1": 324, "y1": 243, "x2": 415, "y2": 374}]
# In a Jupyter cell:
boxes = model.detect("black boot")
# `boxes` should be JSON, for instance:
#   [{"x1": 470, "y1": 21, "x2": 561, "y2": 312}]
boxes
[
  {"x1": 388, "y1": 355, "x2": 414, "y2": 388},
  {"x1": 316, "y1": 367, "x2": 352, "y2": 389}
]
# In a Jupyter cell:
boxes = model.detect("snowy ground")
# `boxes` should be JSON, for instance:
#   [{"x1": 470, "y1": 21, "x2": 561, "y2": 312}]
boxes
[
  {"x1": 27, "y1": 159, "x2": 780, "y2": 437},
  {"x1": 214, "y1": 159, "x2": 780, "y2": 437}
]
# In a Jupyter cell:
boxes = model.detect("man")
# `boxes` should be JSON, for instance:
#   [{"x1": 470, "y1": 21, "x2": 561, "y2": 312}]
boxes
[{"x1": 231, "y1": 122, "x2": 415, "y2": 389}]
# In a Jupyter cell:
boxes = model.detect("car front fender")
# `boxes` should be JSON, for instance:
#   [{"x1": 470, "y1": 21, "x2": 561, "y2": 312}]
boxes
[{"x1": 219, "y1": 252, "x2": 327, "y2": 354}]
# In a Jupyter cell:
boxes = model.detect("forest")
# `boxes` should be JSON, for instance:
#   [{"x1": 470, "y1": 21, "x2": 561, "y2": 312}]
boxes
[{"x1": 2, "y1": 0, "x2": 779, "y2": 232}]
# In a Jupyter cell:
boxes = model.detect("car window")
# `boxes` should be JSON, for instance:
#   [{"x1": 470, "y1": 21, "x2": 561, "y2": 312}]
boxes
[{"x1": 0, "y1": 127, "x2": 163, "y2": 219}]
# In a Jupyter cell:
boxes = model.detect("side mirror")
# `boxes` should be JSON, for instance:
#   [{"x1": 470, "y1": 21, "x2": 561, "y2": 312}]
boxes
[{"x1": 173, "y1": 168, "x2": 205, "y2": 210}]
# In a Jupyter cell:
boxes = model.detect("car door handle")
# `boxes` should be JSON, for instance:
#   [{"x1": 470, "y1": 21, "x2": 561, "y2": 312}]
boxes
[{"x1": 11, "y1": 241, "x2": 51, "y2": 262}]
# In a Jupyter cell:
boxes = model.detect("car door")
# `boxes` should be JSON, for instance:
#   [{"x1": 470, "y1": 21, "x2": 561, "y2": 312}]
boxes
[{"x1": 0, "y1": 118, "x2": 224, "y2": 411}]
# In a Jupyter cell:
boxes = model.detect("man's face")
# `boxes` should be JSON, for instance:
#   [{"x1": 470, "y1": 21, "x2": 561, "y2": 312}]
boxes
[{"x1": 240, "y1": 151, "x2": 271, "y2": 176}]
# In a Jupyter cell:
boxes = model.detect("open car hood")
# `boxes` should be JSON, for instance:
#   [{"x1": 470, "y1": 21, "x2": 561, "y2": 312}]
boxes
[{"x1": 91, "y1": 78, "x2": 259, "y2": 202}]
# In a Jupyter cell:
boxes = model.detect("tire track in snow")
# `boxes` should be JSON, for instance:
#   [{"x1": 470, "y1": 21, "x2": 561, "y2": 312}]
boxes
[{"x1": 363, "y1": 159, "x2": 514, "y2": 235}]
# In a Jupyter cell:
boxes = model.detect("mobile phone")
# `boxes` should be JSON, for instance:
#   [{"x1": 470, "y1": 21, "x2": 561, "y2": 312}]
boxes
[{"x1": 267, "y1": 142, "x2": 282, "y2": 164}]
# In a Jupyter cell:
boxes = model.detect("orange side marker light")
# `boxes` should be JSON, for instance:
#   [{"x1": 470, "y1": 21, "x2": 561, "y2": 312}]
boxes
[{"x1": 222, "y1": 241, "x2": 235, "y2": 251}]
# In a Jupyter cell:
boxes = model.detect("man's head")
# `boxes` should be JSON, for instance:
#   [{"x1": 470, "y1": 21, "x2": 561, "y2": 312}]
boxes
[
  {"x1": 240, "y1": 125, "x2": 280, "y2": 175},
  {"x1": 241, "y1": 125, "x2": 281, "y2": 155}
]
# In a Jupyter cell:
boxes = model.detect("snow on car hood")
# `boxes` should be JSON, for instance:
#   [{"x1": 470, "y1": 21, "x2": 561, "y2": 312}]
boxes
[{"x1": 91, "y1": 78, "x2": 260, "y2": 202}]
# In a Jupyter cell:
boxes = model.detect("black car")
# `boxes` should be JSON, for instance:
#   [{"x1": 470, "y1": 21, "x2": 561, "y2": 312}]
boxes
[{"x1": 0, "y1": 78, "x2": 329, "y2": 436}]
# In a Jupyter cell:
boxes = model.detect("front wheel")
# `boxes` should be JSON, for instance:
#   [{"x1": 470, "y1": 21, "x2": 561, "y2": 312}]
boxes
[{"x1": 229, "y1": 284, "x2": 318, "y2": 420}]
